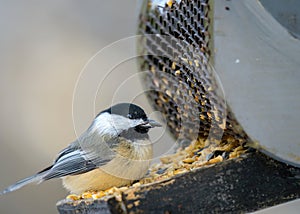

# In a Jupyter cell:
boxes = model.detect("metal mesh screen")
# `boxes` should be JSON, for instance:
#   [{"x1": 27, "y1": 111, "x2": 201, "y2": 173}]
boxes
[{"x1": 138, "y1": 0, "x2": 249, "y2": 148}]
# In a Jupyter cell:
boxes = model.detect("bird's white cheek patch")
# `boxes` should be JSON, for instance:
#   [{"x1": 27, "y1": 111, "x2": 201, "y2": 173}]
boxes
[
  {"x1": 92, "y1": 113, "x2": 146, "y2": 136},
  {"x1": 92, "y1": 113, "x2": 118, "y2": 136}
]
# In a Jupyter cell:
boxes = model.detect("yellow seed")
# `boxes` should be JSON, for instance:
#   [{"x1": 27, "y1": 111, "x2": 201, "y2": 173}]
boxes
[
  {"x1": 132, "y1": 182, "x2": 141, "y2": 188},
  {"x1": 207, "y1": 155, "x2": 223, "y2": 164},
  {"x1": 167, "y1": 171, "x2": 174, "y2": 177},
  {"x1": 207, "y1": 112, "x2": 212, "y2": 118},
  {"x1": 181, "y1": 57, "x2": 188, "y2": 63},
  {"x1": 106, "y1": 187, "x2": 118, "y2": 194},
  {"x1": 160, "y1": 156, "x2": 172, "y2": 164},
  {"x1": 175, "y1": 70, "x2": 181, "y2": 75},
  {"x1": 153, "y1": 79, "x2": 159, "y2": 87},
  {"x1": 234, "y1": 146, "x2": 244, "y2": 152},
  {"x1": 166, "y1": 90, "x2": 171, "y2": 97},
  {"x1": 151, "y1": 66, "x2": 156, "y2": 72},
  {"x1": 172, "y1": 61, "x2": 176, "y2": 70},
  {"x1": 81, "y1": 192, "x2": 93, "y2": 199},
  {"x1": 66, "y1": 194, "x2": 80, "y2": 201},
  {"x1": 183, "y1": 164, "x2": 192, "y2": 170},
  {"x1": 236, "y1": 150, "x2": 246, "y2": 157},
  {"x1": 134, "y1": 200, "x2": 140, "y2": 206},
  {"x1": 140, "y1": 177, "x2": 153, "y2": 184},
  {"x1": 118, "y1": 186, "x2": 129, "y2": 192},
  {"x1": 92, "y1": 191, "x2": 106, "y2": 199},
  {"x1": 174, "y1": 168, "x2": 188, "y2": 175},
  {"x1": 229, "y1": 152, "x2": 237, "y2": 159},
  {"x1": 182, "y1": 157, "x2": 195, "y2": 164},
  {"x1": 162, "y1": 77, "x2": 168, "y2": 84},
  {"x1": 167, "y1": 0, "x2": 173, "y2": 7}
]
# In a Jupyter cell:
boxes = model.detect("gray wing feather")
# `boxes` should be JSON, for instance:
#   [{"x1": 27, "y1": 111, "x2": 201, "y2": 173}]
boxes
[
  {"x1": 0, "y1": 172, "x2": 45, "y2": 195},
  {"x1": 0, "y1": 131, "x2": 115, "y2": 195},
  {"x1": 43, "y1": 151, "x2": 112, "y2": 180},
  {"x1": 43, "y1": 134, "x2": 115, "y2": 180}
]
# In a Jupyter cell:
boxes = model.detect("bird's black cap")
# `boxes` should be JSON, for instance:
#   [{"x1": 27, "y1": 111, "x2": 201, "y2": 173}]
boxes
[{"x1": 101, "y1": 103, "x2": 148, "y2": 120}]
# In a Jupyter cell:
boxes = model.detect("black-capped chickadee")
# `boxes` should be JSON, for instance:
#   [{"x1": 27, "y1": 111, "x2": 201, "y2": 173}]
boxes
[{"x1": 0, "y1": 103, "x2": 161, "y2": 195}]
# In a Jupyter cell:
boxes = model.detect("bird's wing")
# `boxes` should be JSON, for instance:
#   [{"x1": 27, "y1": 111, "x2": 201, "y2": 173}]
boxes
[
  {"x1": 0, "y1": 131, "x2": 117, "y2": 195},
  {"x1": 42, "y1": 136, "x2": 116, "y2": 180}
]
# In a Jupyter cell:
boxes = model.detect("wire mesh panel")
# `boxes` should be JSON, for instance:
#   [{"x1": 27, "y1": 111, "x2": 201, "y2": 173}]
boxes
[{"x1": 137, "y1": 0, "x2": 249, "y2": 148}]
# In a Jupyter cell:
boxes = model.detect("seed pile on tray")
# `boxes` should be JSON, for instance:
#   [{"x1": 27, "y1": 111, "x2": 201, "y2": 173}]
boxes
[
  {"x1": 140, "y1": 140, "x2": 248, "y2": 184},
  {"x1": 66, "y1": 139, "x2": 249, "y2": 201}
]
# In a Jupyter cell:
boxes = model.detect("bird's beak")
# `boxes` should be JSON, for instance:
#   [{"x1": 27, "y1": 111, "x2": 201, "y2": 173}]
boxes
[
  {"x1": 148, "y1": 119, "x2": 162, "y2": 127},
  {"x1": 140, "y1": 119, "x2": 162, "y2": 128}
]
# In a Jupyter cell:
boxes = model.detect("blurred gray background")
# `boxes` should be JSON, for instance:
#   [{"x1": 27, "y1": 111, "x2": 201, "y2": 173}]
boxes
[{"x1": 0, "y1": 1, "x2": 174, "y2": 213}]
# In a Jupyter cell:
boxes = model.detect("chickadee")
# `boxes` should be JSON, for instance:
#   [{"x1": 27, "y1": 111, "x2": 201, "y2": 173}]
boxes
[{"x1": 0, "y1": 103, "x2": 161, "y2": 195}]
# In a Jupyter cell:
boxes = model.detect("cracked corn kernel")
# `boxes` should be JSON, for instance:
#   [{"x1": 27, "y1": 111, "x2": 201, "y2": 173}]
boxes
[
  {"x1": 166, "y1": 0, "x2": 173, "y2": 8},
  {"x1": 81, "y1": 192, "x2": 93, "y2": 199},
  {"x1": 175, "y1": 70, "x2": 181, "y2": 75},
  {"x1": 118, "y1": 186, "x2": 129, "y2": 192},
  {"x1": 132, "y1": 182, "x2": 141, "y2": 188},
  {"x1": 92, "y1": 191, "x2": 106, "y2": 199},
  {"x1": 171, "y1": 61, "x2": 176, "y2": 70},
  {"x1": 182, "y1": 157, "x2": 195, "y2": 164},
  {"x1": 107, "y1": 187, "x2": 118, "y2": 194},
  {"x1": 66, "y1": 194, "x2": 80, "y2": 201},
  {"x1": 207, "y1": 155, "x2": 223, "y2": 164},
  {"x1": 174, "y1": 168, "x2": 188, "y2": 175}
]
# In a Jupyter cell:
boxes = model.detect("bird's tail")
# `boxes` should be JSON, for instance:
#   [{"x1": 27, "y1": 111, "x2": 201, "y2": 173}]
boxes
[{"x1": 0, "y1": 166, "x2": 51, "y2": 195}]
